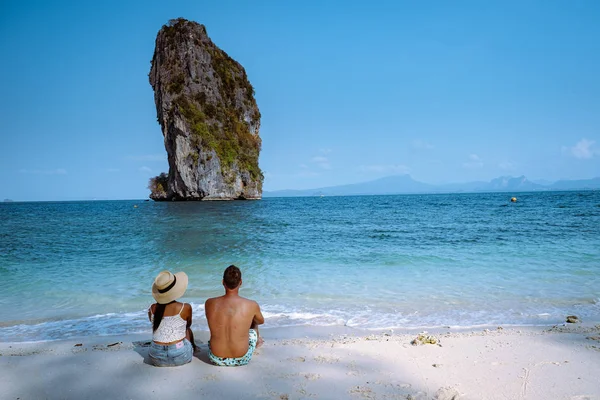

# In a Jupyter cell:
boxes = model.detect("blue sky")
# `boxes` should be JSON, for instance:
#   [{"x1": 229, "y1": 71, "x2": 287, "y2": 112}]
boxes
[{"x1": 1, "y1": 0, "x2": 599, "y2": 200}]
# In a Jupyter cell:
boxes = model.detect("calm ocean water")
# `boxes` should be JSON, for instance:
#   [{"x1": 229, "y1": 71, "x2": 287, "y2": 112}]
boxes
[{"x1": 1, "y1": 191, "x2": 599, "y2": 342}]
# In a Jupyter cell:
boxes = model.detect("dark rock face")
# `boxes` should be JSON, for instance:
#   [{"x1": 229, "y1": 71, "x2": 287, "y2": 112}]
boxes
[{"x1": 149, "y1": 18, "x2": 262, "y2": 201}]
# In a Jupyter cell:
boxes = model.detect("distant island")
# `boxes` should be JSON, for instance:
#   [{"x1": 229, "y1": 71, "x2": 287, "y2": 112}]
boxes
[
  {"x1": 264, "y1": 175, "x2": 600, "y2": 197},
  {"x1": 148, "y1": 18, "x2": 263, "y2": 201},
  {"x1": 3, "y1": 199, "x2": 13, "y2": 203}
]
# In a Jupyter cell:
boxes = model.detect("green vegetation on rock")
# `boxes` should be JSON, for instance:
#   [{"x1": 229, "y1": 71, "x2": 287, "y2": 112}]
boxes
[
  {"x1": 172, "y1": 94, "x2": 262, "y2": 180},
  {"x1": 148, "y1": 172, "x2": 168, "y2": 198},
  {"x1": 167, "y1": 73, "x2": 185, "y2": 94}
]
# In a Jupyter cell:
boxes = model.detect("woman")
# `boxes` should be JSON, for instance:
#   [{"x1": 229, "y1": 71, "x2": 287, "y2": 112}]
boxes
[{"x1": 148, "y1": 270, "x2": 197, "y2": 367}]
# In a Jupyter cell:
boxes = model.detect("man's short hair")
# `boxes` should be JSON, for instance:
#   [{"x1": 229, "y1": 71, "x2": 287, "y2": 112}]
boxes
[{"x1": 223, "y1": 265, "x2": 242, "y2": 289}]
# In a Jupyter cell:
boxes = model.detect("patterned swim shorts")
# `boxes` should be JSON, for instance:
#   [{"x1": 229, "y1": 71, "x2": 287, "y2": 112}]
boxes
[{"x1": 208, "y1": 329, "x2": 258, "y2": 366}]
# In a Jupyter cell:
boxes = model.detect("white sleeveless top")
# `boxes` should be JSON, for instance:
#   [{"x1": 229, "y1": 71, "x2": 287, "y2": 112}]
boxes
[{"x1": 151, "y1": 303, "x2": 187, "y2": 343}]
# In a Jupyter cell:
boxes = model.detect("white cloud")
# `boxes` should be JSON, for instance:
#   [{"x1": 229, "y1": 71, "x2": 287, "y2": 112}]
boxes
[
  {"x1": 311, "y1": 156, "x2": 331, "y2": 170},
  {"x1": 19, "y1": 168, "x2": 67, "y2": 175},
  {"x1": 463, "y1": 154, "x2": 483, "y2": 169},
  {"x1": 563, "y1": 138, "x2": 598, "y2": 159},
  {"x1": 126, "y1": 154, "x2": 166, "y2": 162},
  {"x1": 298, "y1": 150, "x2": 334, "y2": 174},
  {"x1": 412, "y1": 140, "x2": 434, "y2": 150},
  {"x1": 358, "y1": 164, "x2": 411, "y2": 174},
  {"x1": 498, "y1": 160, "x2": 516, "y2": 171},
  {"x1": 139, "y1": 166, "x2": 152, "y2": 173}
]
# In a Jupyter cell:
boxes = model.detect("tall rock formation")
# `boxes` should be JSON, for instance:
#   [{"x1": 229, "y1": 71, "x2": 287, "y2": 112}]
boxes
[{"x1": 149, "y1": 18, "x2": 263, "y2": 200}]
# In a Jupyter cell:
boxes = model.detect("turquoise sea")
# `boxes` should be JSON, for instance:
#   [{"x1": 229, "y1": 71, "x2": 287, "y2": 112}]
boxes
[{"x1": 1, "y1": 191, "x2": 599, "y2": 342}]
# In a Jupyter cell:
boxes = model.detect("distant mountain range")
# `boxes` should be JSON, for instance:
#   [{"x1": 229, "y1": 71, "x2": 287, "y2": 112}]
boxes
[{"x1": 264, "y1": 175, "x2": 600, "y2": 197}]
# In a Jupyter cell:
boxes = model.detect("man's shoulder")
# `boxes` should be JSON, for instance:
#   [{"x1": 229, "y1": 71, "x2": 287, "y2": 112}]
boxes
[
  {"x1": 204, "y1": 296, "x2": 223, "y2": 309},
  {"x1": 205, "y1": 295, "x2": 225, "y2": 302},
  {"x1": 239, "y1": 296, "x2": 260, "y2": 308}
]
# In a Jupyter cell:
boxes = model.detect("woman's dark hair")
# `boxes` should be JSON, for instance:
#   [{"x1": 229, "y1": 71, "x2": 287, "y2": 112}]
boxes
[{"x1": 152, "y1": 303, "x2": 167, "y2": 332}]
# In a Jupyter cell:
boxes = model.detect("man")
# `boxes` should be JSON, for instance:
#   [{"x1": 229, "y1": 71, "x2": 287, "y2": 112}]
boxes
[{"x1": 205, "y1": 265, "x2": 264, "y2": 366}]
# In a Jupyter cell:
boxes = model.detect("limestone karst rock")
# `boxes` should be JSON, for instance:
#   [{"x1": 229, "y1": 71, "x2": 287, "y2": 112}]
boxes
[{"x1": 149, "y1": 18, "x2": 262, "y2": 200}]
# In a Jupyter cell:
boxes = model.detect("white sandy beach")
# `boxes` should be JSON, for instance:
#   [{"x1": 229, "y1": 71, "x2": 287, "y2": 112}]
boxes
[{"x1": 1, "y1": 323, "x2": 599, "y2": 400}]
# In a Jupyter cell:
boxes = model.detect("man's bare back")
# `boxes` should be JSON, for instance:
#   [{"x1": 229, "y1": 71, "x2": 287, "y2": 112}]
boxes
[{"x1": 205, "y1": 265, "x2": 264, "y2": 359}]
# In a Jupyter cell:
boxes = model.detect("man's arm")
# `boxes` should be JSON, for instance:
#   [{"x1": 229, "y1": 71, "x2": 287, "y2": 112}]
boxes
[
  {"x1": 204, "y1": 298, "x2": 213, "y2": 322},
  {"x1": 253, "y1": 301, "x2": 264, "y2": 325}
]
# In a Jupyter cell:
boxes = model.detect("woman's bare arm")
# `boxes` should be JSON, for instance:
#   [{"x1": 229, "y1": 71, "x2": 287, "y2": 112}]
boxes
[
  {"x1": 184, "y1": 303, "x2": 197, "y2": 351},
  {"x1": 148, "y1": 304, "x2": 155, "y2": 322}
]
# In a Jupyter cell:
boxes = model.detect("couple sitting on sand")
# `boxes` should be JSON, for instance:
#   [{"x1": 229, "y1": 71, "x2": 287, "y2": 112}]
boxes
[{"x1": 147, "y1": 265, "x2": 264, "y2": 367}]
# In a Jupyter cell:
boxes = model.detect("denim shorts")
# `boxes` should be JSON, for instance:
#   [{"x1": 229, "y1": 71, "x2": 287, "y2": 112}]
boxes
[{"x1": 148, "y1": 339, "x2": 193, "y2": 367}]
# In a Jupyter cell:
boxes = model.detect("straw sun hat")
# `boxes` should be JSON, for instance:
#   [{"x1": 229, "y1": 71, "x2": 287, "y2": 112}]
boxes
[{"x1": 152, "y1": 271, "x2": 188, "y2": 304}]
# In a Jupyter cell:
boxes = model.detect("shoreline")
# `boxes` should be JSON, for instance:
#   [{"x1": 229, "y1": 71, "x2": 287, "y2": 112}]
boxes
[
  {"x1": 2, "y1": 323, "x2": 599, "y2": 399},
  {"x1": 3, "y1": 317, "x2": 600, "y2": 344}
]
